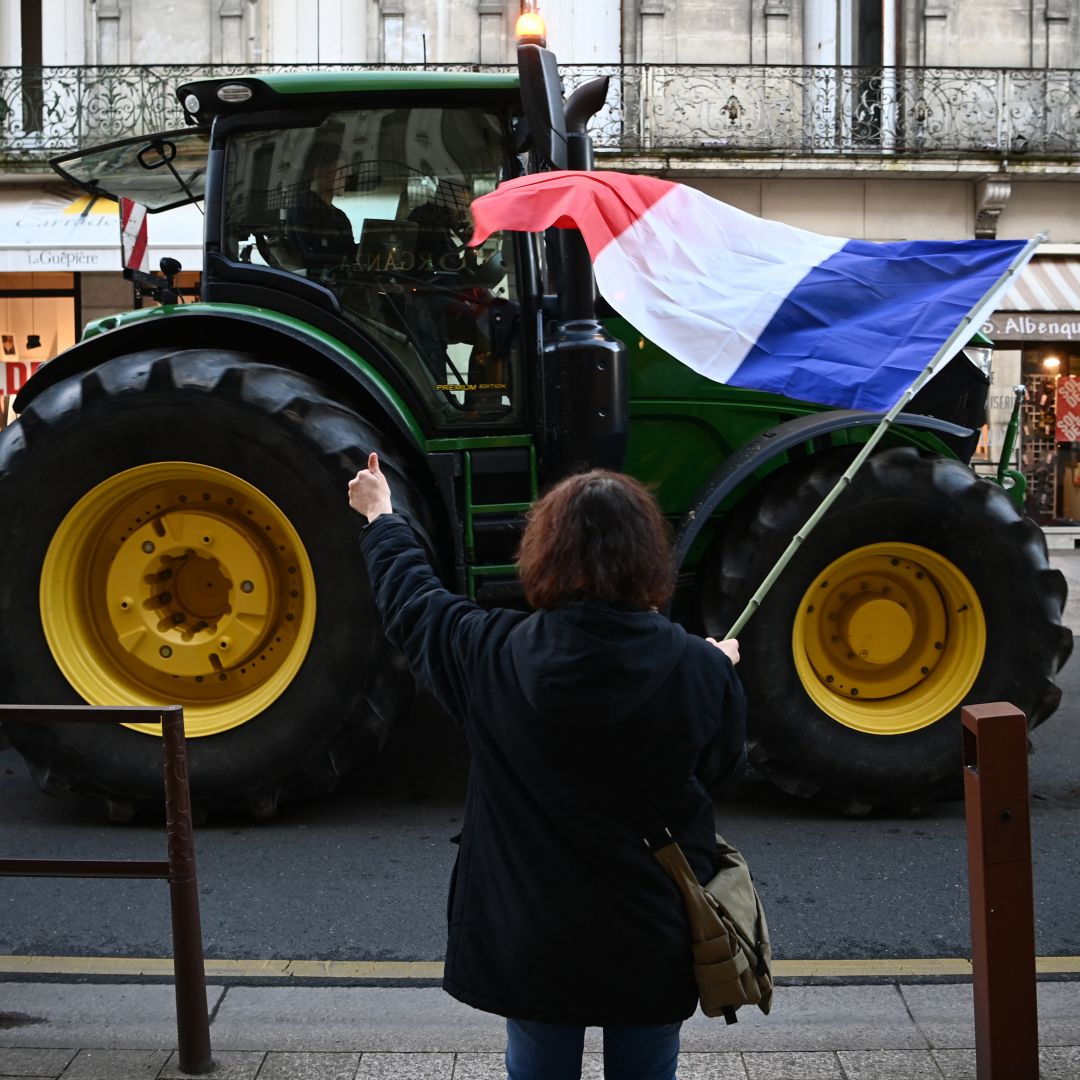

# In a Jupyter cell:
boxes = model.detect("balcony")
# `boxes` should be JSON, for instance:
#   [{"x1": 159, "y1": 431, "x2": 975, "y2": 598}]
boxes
[{"x1": 1, "y1": 63, "x2": 1078, "y2": 172}]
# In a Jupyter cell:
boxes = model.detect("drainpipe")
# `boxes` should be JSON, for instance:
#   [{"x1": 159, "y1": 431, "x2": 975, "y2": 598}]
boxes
[{"x1": 882, "y1": 0, "x2": 897, "y2": 152}]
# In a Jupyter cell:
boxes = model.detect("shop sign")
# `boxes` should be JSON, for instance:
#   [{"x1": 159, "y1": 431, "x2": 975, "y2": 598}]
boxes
[
  {"x1": 1055, "y1": 377, "x2": 1080, "y2": 443},
  {"x1": 7, "y1": 197, "x2": 116, "y2": 272},
  {"x1": 2, "y1": 361, "x2": 46, "y2": 396},
  {"x1": 1, "y1": 192, "x2": 202, "y2": 273},
  {"x1": 982, "y1": 313, "x2": 1080, "y2": 342},
  {"x1": 24, "y1": 249, "x2": 108, "y2": 269}
]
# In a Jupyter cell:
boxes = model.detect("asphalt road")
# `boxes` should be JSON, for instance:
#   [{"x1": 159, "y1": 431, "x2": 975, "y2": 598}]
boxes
[{"x1": 2, "y1": 560, "x2": 1079, "y2": 965}]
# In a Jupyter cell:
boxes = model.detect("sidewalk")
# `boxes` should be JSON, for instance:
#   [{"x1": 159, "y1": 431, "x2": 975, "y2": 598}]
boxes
[{"x1": 2, "y1": 980, "x2": 1079, "y2": 1079}]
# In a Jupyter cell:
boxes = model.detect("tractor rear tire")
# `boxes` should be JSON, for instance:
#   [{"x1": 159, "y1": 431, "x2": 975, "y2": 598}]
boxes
[
  {"x1": 0, "y1": 349, "x2": 428, "y2": 818},
  {"x1": 701, "y1": 446, "x2": 1072, "y2": 814}
]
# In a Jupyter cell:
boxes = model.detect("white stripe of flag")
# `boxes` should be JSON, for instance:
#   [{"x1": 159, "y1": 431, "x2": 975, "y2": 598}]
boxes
[{"x1": 120, "y1": 197, "x2": 149, "y2": 273}]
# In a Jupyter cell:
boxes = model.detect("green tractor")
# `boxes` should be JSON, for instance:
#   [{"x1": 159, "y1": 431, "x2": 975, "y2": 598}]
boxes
[{"x1": 0, "y1": 36, "x2": 1070, "y2": 819}]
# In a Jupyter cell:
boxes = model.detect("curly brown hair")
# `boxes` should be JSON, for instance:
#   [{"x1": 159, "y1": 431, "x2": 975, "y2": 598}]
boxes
[{"x1": 517, "y1": 470, "x2": 674, "y2": 610}]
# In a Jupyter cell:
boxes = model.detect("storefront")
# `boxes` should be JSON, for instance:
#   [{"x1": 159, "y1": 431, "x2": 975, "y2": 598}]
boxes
[
  {"x1": 0, "y1": 186, "x2": 202, "y2": 425},
  {"x1": 981, "y1": 254, "x2": 1080, "y2": 525},
  {"x1": 0, "y1": 269, "x2": 78, "y2": 429}
]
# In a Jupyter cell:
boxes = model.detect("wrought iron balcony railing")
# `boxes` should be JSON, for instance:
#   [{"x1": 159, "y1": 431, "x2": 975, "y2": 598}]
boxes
[{"x1": 2, "y1": 63, "x2": 1078, "y2": 165}]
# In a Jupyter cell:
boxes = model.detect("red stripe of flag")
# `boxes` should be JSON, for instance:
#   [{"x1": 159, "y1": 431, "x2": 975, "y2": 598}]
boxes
[{"x1": 469, "y1": 170, "x2": 675, "y2": 257}]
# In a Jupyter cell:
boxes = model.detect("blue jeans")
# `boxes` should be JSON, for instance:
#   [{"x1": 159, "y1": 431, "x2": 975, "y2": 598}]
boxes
[{"x1": 505, "y1": 1018, "x2": 681, "y2": 1080}]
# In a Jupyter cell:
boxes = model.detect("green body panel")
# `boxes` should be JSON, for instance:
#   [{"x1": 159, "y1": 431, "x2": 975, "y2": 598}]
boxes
[
  {"x1": 81, "y1": 302, "x2": 426, "y2": 448},
  {"x1": 82, "y1": 305, "x2": 169, "y2": 341},
  {"x1": 611, "y1": 317, "x2": 956, "y2": 520},
  {"x1": 252, "y1": 71, "x2": 520, "y2": 95}
]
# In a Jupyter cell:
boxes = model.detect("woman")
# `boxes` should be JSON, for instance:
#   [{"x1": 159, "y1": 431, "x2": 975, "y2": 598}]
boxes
[{"x1": 349, "y1": 454, "x2": 746, "y2": 1080}]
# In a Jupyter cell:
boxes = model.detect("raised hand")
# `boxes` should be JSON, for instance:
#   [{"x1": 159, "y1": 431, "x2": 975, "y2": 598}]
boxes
[{"x1": 348, "y1": 451, "x2": 394, "y2": 523}]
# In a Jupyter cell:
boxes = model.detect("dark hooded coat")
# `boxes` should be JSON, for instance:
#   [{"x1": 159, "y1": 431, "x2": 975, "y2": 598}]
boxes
[{"x1": 360, "y1": 514, "x2": 747, "y2": 1026}]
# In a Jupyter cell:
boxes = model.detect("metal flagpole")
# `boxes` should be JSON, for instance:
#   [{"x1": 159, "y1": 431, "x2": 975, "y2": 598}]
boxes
[{"x1": 724, "y1": 232, "x2": 1046, "y2": 640}]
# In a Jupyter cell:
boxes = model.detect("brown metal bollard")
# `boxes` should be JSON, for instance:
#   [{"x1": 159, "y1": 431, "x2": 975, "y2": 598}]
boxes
[
  {"x1": 0, "y1": 705, "x2": 213, "y2": 1075},
  {"x1": 961, "y1": 702, "x2": 1039, "y2": 1080}
]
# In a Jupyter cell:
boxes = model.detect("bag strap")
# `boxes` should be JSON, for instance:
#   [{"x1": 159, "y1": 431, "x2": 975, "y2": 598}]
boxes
[{"x1": 650, "y1": 839, "x2": 724, "y2": 940}]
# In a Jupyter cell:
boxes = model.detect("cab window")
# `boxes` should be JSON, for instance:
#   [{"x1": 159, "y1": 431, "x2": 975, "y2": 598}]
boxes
[{"x1": 223, "y1": 108, "x2": 522, "y2": 427}]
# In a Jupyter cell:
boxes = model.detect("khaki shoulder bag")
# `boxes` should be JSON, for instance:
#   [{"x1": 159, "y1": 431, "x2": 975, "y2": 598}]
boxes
[{"x1": 649, "y1": 829, "x2": 773, "y2": 1025}]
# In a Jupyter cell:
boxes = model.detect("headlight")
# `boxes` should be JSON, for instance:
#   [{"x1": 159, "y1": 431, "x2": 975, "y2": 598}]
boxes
[{"x1": 216, "y1": 83, "x2": 254, "y2": 104}]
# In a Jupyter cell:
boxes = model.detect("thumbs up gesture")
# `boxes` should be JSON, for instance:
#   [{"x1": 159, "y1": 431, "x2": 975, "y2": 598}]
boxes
[{"x1": 348, "y1": 452, "x2": 394, "y2": 523}]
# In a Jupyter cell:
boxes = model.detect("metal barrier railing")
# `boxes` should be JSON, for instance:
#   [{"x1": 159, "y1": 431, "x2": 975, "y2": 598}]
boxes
[
  {"x1": 2, "y1": 63, "x2": 1079, "y2": 160},
  {"x1": 0, "y1": 705, "x2": 213, "y2": 1075}
]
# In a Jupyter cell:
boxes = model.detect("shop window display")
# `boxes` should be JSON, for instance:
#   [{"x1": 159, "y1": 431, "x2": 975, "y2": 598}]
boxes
[
  {"x1": 1021, "y1": 342, "x2": 1080, "y2": 524},
  {"x1": 0, "y1": 273, "x2": 78, "y2": 429}
]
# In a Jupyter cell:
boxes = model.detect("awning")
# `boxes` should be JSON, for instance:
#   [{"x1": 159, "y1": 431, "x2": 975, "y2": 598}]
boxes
[
  {"x1": 982, "y1": 257, "x2": 1080, "y2": 341},
  {"x1": 0, "y1": 188, "x2": 203, "y2": 273},
  {"x1": 996, "y1": 258, "x2": 1080, "y2": 312}
]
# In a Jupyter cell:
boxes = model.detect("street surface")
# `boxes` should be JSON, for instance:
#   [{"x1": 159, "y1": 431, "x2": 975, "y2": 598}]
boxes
[{"x1": 2, "y1": 554, "x2": 1079, "y2": 966}]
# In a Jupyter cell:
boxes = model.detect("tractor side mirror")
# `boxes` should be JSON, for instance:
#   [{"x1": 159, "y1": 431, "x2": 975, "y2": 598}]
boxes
[{"x1": 516, "y1": 44, "x2": 568, "y2": 170}]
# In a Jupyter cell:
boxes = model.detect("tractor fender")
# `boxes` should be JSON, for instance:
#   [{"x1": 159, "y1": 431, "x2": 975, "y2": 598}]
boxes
[
  {"x1": 13, "y1": 305, "x2": 425, "y2": 451},
  {"x1": 672, "y1": 409, "x2": 974, "y2": 574}
]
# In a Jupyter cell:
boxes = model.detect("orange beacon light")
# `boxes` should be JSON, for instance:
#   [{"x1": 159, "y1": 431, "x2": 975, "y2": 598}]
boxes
[{"x1": 515, "y1": 10, "x2": 547, "y2": 46}]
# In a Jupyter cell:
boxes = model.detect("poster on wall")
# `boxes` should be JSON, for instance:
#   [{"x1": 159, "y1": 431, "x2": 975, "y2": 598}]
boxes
[
  {"x1": 1055, "y1": 376, "x2": 1080, "y2": 443},
  {"x1": 0, "y1": 357, "x2": 47, "y2": 428}
]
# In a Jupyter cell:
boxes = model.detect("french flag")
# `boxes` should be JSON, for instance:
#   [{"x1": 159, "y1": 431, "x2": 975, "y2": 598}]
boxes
[{"x1": 469, "y1": 171, "x2": 1030, "y2": 411}]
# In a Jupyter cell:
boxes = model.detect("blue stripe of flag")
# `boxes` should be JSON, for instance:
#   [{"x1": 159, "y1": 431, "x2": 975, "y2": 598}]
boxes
[{"x1": 729, "y1": 238, "x2": 1026, "y2": 411}]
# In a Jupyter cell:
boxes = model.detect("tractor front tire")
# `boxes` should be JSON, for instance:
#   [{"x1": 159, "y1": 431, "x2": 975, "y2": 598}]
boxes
[
  {"x1": 0, "y1": 350, "x2": 426, "y2": 818},
  {"x1": 702, "y1": 446, "x2": 1072, "y2": 814}
]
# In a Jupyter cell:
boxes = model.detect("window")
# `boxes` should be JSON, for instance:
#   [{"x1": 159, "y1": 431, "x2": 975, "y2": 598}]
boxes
[{"x1": 223, "y1": 107, "x2": 522, "y2": 428}]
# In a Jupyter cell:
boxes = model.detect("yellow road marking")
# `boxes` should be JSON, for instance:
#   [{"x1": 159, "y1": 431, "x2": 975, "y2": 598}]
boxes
[
  {"x1": 0, "y1": 956, "x2": 443, "y2": 979},
  {"x1": 2, "y1": 955, "x2": 1079, "y2": 979}
]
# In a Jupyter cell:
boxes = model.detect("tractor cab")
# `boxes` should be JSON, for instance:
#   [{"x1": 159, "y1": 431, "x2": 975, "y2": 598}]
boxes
[
  {"x1": 213, "y1": 97, "x2": 526, "y2": 427},
  {"x1": 52, "y1": 76, "x2": 534, "y2": 433}
]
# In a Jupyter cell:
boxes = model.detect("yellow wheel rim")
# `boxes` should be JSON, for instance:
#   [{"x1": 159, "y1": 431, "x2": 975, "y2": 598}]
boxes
[
  {"x1": 41, "y1": 463, "x2": 317, "y2": 737},
  {"x1": 792, "y1": 542, "x2": 985, "y2": 735}
]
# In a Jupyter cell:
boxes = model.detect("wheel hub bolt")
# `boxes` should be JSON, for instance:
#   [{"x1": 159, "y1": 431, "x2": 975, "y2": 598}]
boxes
[
  {"x1": 241, "y1": 580, "x2": 255, "y2": 593},
  {"x1": 142, "y1": 541, "x2": 155, "y2": 554},
  {"x1": 159, "y1": 645, "x2": 173, "y2": 659}
]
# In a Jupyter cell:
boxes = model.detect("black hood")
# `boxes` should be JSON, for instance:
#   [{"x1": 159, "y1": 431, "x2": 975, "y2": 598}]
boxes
[{"x1": 508, "y1": 599, "x2": 688, "y2": 726}]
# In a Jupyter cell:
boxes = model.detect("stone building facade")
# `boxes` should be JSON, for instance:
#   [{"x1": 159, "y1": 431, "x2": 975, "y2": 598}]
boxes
[
  {"x1": 1, "y1": 0, "x2": 1078, "y2": 512},
  {"x1": 5, "y1": 0, "x2": 1075, "y2": 70}
]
